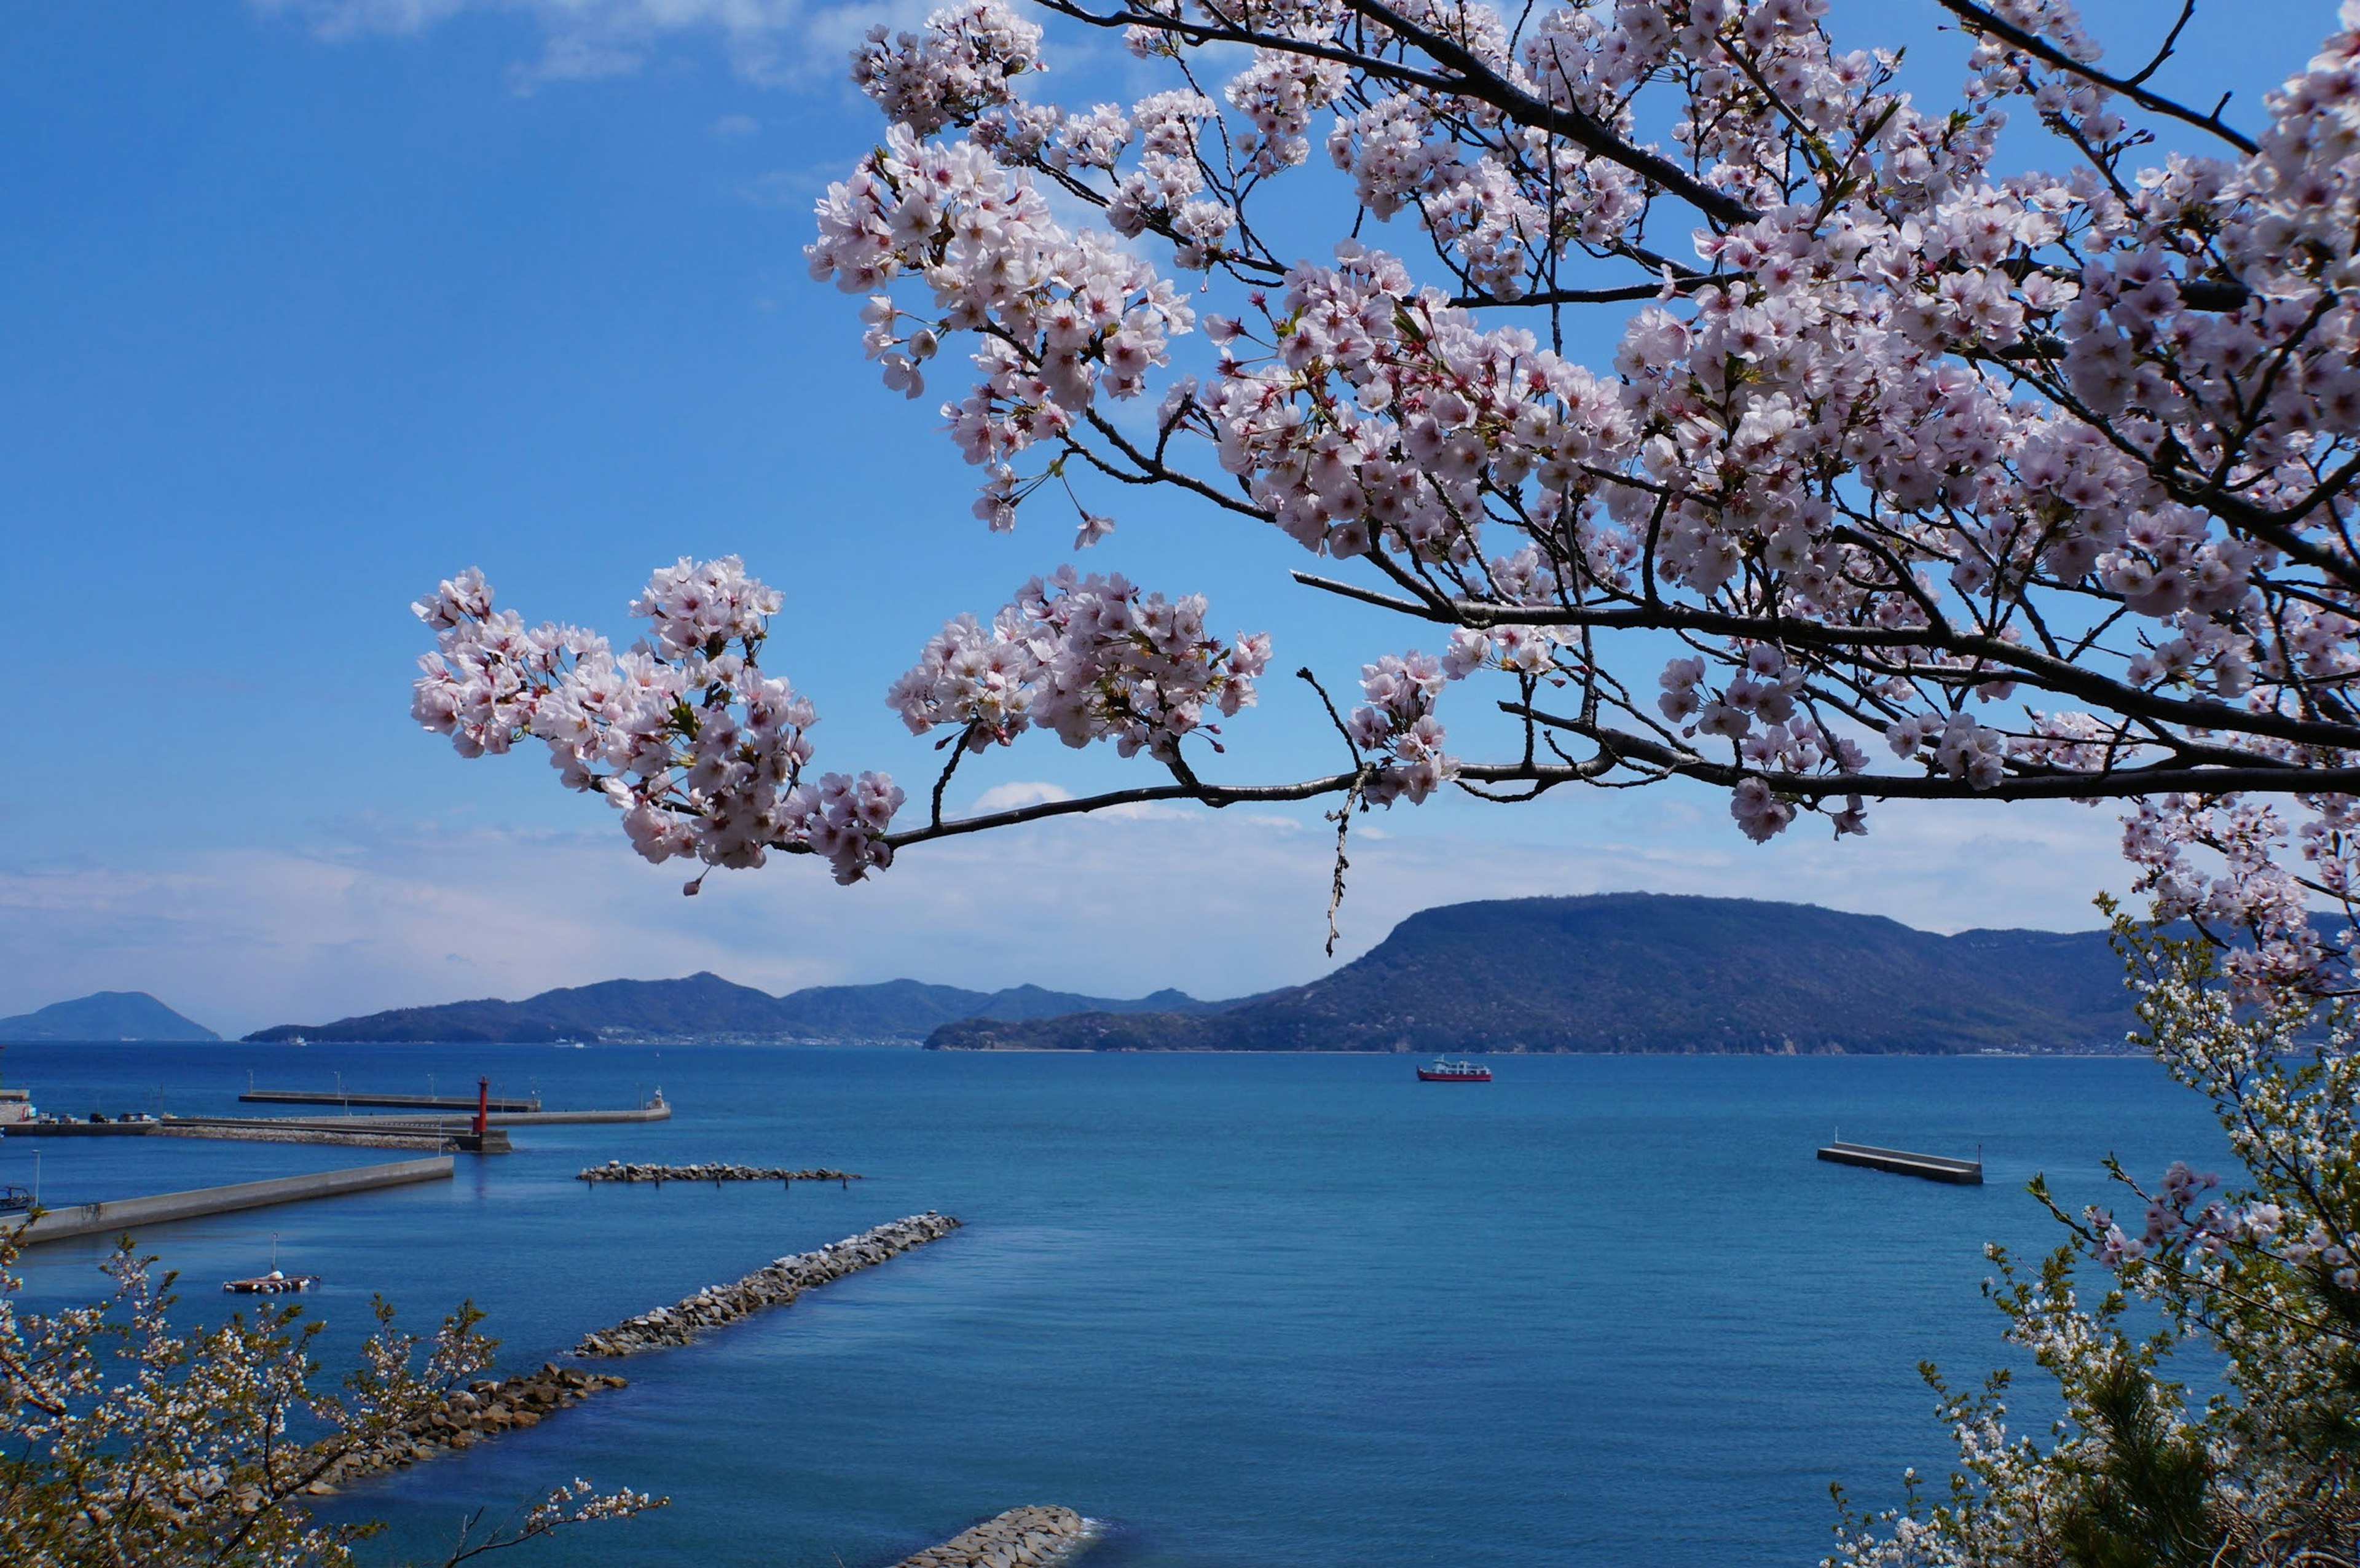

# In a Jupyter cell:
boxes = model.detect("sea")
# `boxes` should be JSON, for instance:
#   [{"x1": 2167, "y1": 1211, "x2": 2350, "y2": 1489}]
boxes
[{"x1": 0, "y1": 1044, "x2": 2229, "y2": 1568}]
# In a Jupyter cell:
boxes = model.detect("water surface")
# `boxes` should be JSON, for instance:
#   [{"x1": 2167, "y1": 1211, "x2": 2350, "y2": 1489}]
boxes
[{"x1": 2, "y1": 1045, "x2": 2226, "y2": 1567}]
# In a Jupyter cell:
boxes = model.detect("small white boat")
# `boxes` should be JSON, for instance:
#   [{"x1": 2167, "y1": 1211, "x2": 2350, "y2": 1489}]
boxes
[
  {"x1": 224, "y1": 1269, "x2": 318, "y2": 1295},
  {"x1": 225, "y1": 1235, "x2": 315, "y2": 1293}
]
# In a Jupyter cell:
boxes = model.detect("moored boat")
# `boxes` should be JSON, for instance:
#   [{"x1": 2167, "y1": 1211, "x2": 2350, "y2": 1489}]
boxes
[
  {"x1": 1417, "y1": 1057, "x2": 1492, "y2": 1083},
  {"x1": 226, "y1": 1234, "x2": 314, "y2": 1293}
]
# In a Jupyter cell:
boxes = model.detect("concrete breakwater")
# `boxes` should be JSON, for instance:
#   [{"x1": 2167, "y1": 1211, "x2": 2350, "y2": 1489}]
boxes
[
  {"x1": 315, "y1": 1364, "x2": 629, "y2": 1487},
  {"x1": 162, "y1": 1118, "x2": 500, "y2": 1153},
  {"x1": 1816, "y1": 1140, "x2": 1984, "y2": 1185},
  {"x1": 1, "y1": 1158, "x2": 454, "y2": 1246},
  {"x1": 578, "y1": 1161, "x2": 862, "y2": 1186},
  {"x1": 890, "y1": 1506, "x2": 1093, "y2": 1568},
  {"x1": 7, "y1": 1117, "x2": 509, "y2": 1153},
  {"x1": 243, "y1": 1089, "x2": 540, "y2": 1113},
  {"x1": 573, "y1": 1212, "x2": 962, "y2": 1357}
]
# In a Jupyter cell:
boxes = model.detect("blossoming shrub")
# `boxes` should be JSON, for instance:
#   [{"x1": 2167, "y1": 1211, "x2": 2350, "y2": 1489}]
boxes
[
  {"x1": 0, "y1": 1233, "x2": 658, "y2": 1568},
  {"x1": 1830, "y1": 903, "x2": 2359, "y2": 1568}
]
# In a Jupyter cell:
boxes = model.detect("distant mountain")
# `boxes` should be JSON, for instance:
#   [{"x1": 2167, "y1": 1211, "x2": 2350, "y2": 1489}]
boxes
[
  {"x1": 927, "y1": 894, "x2": 2139, "y2": 1055},
  {"x1": 243, "y1": 973, "x2": 1235, "y2": 1045},
  {"x1": 0, "y1": 992, "x2": 221, "y2": 1042}
]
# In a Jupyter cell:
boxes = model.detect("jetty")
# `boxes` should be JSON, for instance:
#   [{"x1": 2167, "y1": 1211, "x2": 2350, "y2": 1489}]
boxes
[
  {"x1": 1816, "y1": 1140, "x2": 1984, "y2": 1185},
  {"x1": 313, "y1": 1215, "x2": 963, "y2": 1483},
  {"x1": 0, "y1": 1156, "x2": 454, "y2": 1246},
  {"x1": 1, "y1": 1119, "x2": 160, "y2": 1138},
  {"x1": 890, "y1": 1507, "x2": 1093, "y2": 1568},
  {"x1": 574, "y1": 1212, "x2": 962, "y2": 1357},
  {"x1": 240, "y1": 1089, "x2": 540, "y2": 1113},
  {"x1": 578, "y1": 1161, "x2": 859, "y2": 1186},
  {"x1": 315, "y1": 1364, "x2": 630, "y2": 1486},
  {"x1": 6, "y1": 1116, "x2": 511, "y2": 1153},
  {"x1": 159, "y1": 1116, "x2": 513, "y2": 1153}
]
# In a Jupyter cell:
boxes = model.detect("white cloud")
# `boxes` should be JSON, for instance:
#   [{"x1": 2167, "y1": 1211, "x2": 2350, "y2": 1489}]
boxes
[
  {"x1": 968, "y1": 779, "x2": 1074, "y2": 812},
  {"x1": 252, "y1": 0, "x2": 903, "y2": 89}
]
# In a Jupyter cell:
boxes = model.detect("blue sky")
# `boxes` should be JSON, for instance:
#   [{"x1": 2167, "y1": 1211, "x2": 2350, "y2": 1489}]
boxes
[{"x1": 0, "y1": 1, "x2": 2321, "y2": 1034}]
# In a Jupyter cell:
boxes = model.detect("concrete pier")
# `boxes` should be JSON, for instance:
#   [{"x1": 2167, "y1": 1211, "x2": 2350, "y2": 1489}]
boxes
[
  {"x1": 483, "y1": 1105, "x2": 669, "y2": 1126},
  {"x1": 1816, "y1": 1140, "x2": 1983, "y2": 1185},
  {"x1": 159, "y1": 1117, "x2": 512, "y2": 1154},
  {"x1": 5, "y1": 1116, "x2": 511, "y2": 1150},
  {"x1": 1, "y1": 1156, "x2": 454, "y2": 1245},
  {"x1": 241, "y1": 1089, "x2": 540, "y2": 1113}
]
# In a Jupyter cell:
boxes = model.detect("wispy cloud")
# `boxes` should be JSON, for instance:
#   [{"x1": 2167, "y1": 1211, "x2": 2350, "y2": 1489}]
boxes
[
  {"x1": 252, "y1": 0, "x2": 884, "y2": 89},
  {"x1": 0, "y1": 789, "x2": 2131, "y2": 1038}
]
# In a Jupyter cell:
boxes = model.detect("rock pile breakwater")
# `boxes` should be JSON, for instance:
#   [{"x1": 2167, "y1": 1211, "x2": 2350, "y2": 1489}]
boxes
[
  {"x1": 889, "y1": 1506, "x2": 1093, "y2": 1568},
  {"x1": 314, "y1": 1363, "x2": 629, "y2": 1487},
  {"x1": 572, "y1": 1212, "x2": 961, "y2": 1358},
  {"x1": 578, "y1": 1160, "x2": 862, "y2": 1186}
]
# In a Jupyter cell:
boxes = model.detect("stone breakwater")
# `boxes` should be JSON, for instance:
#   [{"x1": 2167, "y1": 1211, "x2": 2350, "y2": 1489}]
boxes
[
  {"x1": 573, "y1": 1212, "x2": 962, "y2": 1358},
  {"x1": 578, "y1": 1161, "x2": 862, "y2": 1186},
  {"x1": 890, "y1": 1506, "x2": 1093, "y2": 1568},
  {"x1": 314, "y1": 1364, "x2": 629, "y2": 1488}
]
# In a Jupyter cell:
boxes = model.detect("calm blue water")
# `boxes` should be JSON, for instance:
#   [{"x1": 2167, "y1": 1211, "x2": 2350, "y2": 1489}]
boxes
[{"x1": 2, "y1": 1045, "x2": 2228, "y2": 1567}]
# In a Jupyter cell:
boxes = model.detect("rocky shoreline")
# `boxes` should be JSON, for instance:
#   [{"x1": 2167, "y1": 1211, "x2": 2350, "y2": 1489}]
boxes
[
  {"x1": 573, "y1": 1212, "x2": 962, "y2": 1358},
  {"x1": 312, "y1": 1215, "x2": 961, "y2": 1486},
  {"x1": 579, "y1": 1161, "x2": 862, "y2": 1186},
  {"x1": 890, "y1": 1506, "x2": 1092, "y2": 1568},
  {"x1": 317, "y1": 1364, "x2": 629, "y2": 1486}
]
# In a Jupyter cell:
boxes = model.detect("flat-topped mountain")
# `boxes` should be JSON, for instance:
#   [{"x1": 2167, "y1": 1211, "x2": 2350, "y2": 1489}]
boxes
[
  {"x1": 244, "y1": 973, "x2": 1233, "y2": 1045},
  {"x1": 0, "y1": 991, "x2": 221, "y2": 1042},
  {"x1": 927, "y1": 893, "x2": 2139, "y2": 1055}
]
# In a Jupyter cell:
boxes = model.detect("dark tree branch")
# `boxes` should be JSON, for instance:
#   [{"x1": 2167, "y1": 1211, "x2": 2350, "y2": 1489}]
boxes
[
  {"x1": 1933, "y1": 0, "x2": 2258, "y2": 155},
  {"x1": 1289, "y1": 570, "x2": 2360, "y2": 755}
]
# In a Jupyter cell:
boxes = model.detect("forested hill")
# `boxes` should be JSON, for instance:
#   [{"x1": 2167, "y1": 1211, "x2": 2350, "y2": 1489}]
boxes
[
  {"x1": 243, "y1": 974, "x2": 1230, "y2": 1044},
  {"x1": 0, "y1": 992, "x2": 221, "y2": 1042},
  {"x1": 926, "y1": 893, "x2": 2139, "y2": 1055}
]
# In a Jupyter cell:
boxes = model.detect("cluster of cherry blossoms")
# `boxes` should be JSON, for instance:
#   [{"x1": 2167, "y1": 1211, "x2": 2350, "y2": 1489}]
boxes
[
  {"x1": 412, "y1": 560, "x2": 902, "y2": 886},
  {"x1": 2120, "y1": 792, "x2": 2357, "y2": 998},
  {"x1": 2087, "y1": 1162, "x2": 2360, "y2": 1295},
  {"x1": 808, "y1": 100, "x2": 1196, "y2": 530},
  {"x1": 1349, "y1": 651, "x2": 1456, "y2": 805},
  {"x1": 790, "y1": 0, "x2": 2360, "y2": 867},
  {"x1": 889, "y1": 566, "x2": 1272, "y2": 762}
]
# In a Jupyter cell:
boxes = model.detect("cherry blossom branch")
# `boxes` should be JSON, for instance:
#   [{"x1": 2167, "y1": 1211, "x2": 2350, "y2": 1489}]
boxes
[
  {"x1": 1290, "y1": 571, "x2": 2360, "y2": 756},
  {"x1": 1504, "y1": 703, "x2": 2360, "y2": 802},
  {"x1": 1932, "y1": 0, "x2": 2258, "y2": 155},
  {"x1": 1333, "y1": 0, "x2": 1758, "y2": 225}
]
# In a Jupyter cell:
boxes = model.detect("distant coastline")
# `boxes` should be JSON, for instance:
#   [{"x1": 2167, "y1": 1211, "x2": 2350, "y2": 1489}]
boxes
[{"x1": 17, "y1": 893, "x2": 2138, "y2": 1057}]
